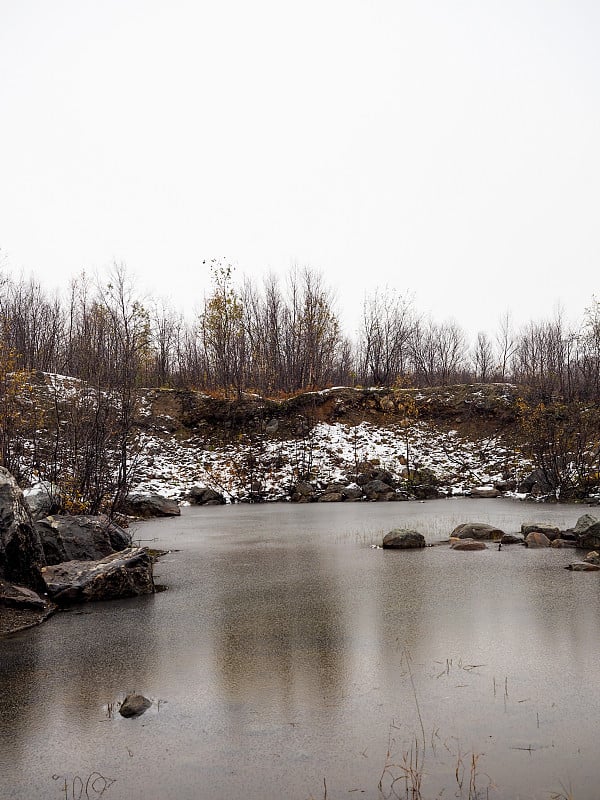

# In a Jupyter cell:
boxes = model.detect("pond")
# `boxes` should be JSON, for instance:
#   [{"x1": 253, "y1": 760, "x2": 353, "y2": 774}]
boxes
[{"x1": 1, "y1": 498, "x2": 599, "y2": 800}]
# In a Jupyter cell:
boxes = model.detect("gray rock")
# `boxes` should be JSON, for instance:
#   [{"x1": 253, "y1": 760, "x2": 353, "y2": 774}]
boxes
[
  {"x1": 35, "y1": 514, "x2": 130, "y2": 565},
  {"x1": 188, "y1": 486, "x2": 226, "y2": 505},
  {"x1": 573, "y1": 514, "x2": 600, "y2": 549},
  {"x1": 565, "y1": 562, "x2": 600, "y2": 571},
  {"x1": 451, "y1": 523, "x2": 504, "y2": 541},
  {"x1": 584, "y1": 550, "x2": 600, "y2": 565},
  {"x1": 22, "y1": 481, "x2": 61, "y2": 520},
  {"x1": 42, "y1": 547, "x2": 155, "y2": 604},
  {"x1": 0, "y1": 579, "x2": 48, "y2": 610},
  {"x1": 120, "y1": 494, "x2": 180, "y2": 518},
  {"x1": 119, "y1": 694, "x2": 152, "y2": 718},
  {"x1": 382, "y1": 529, "x2": 426, "y2": 549},
  {"x1": 521, "y1": 523, "x2": 561, "y2": 540},
  {"x1": 363, "y1": 480, "x2": 393, "y2": 500},
  {"x1": 0, "y1": 467, "x2": 46, "y2": 592}
]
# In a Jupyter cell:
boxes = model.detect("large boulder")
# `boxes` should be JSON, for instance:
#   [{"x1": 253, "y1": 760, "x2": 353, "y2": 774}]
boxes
[
  {"x1": 525, "y1": 531, "x2": 551, "y2": 548},
  {"x1": 0, "y1": 467, "x2": 46, "y2": 592},
  {"x1": 187, "y1": 486, "x2": 226, "y2": 506},
  {"x1": 35, "y1": 514, "x2": 131, "y2": 565},
  {"x1": 119, "y1": 694, "x2": 152, "y2": 718},
  {"x1": 451, "y1": 523, "x2": 504, "y2": 541},
  {"x1": 382, "y1": 529, "x2": 426, "y2": 549},
  {"x1": 120, "y1": 493, "x2": 180, "y2": 518},
  {"x1": 42, "y1": 547, "x2": 155, "y2": 604},
  {"x1": 573, "y1": 514, "x2": 600, "y2": 550},
  {"x1": 363, "y1": 480, "x2": 395, "y2": 501},
  {"x1": 22, "y1": 481, "x2": 61, "y2": 520},
  {"x1": 521, "y1": 523, "x2": 561, "y2": 541}
]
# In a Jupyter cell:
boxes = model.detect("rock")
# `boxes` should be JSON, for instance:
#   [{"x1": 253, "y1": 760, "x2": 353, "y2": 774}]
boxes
[
  {"x1": 317, "y1": 492, "x2": 343, "y2": 503},
  {"x1": 525, "y1": 531, "x2": 551, "y2": 548},
  {"x1": 494, "y1": 479, "x2": 517, "y2": 492},
  {"x1": 565, "y1": 562, "x2": 600, "y2": 571},
  {"x1": 363, "y1": 480, "x2": 394, "y2": 500},
  {"x1": 22, "y1": 481, "x2": 61, "y2": 520},
  {"x1": 119, "y1": 694, "x2": 152, "y2": 718},
  {"x1": 187, "y1": 486, "x2": 226, "y2": 506},
  {"x1": 584, "y1": 550, "x2": 600, "y2": 565},
  {"x1": 342, "y1": 485, "x2": 364, "y2": 500},
  {"x1": 450, "y1": 539, "x2": 487, "y2": 551},
  {"x1": 451, "y1": 523, "x2": 504, "y2": 541},
  {"x1": 518, "y1": 469, "x2": 553, "y2": 495},
  {"x1": 35, "y1": 514, "x2": 131, "y2": 565},
  {"x1": 500, "y1": 533, "x2": 524, "y2": 545},
  {"x1": 120, "y1": 494, "x2": 180, "y2": 518},
  {"x1": 0, "y1": 466, "x2": 46, "y2": 593},
  {"x1": 42, "y1": 547, "x2": 155, "y2": 604},
  {"x1": 290, "y1": 482, "x2": 315, "y2": 502},
  {"x1": 382, "y1": 529, "x2": 426, "y2": 549},
  {"x1": 469, "y1": 487, "x2": 502, "y2": 498},
  {"x1": 521, "y1": 523, "x2": 561, "y2": 540},
  {"x1": 573, "y1": 513, "x2": 600, "y2": 549},
  {"x1": 0, "y1": 579, "x2": 49, "y2": 610}
]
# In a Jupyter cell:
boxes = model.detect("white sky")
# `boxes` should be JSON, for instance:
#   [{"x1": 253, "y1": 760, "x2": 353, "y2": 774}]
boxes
[{"x1": 1, "y1": 0, "x2": 599, "y2": 340}]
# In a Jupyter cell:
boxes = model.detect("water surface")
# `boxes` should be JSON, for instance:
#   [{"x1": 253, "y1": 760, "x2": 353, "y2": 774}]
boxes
[{"x1": 1, "y1": 499, "x2": 598, "y2": 799}]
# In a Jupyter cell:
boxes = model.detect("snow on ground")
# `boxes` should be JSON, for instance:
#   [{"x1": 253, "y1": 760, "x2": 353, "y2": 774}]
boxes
[{"x1": 128, "y1": 419, "x2": 532, "y2": 502}]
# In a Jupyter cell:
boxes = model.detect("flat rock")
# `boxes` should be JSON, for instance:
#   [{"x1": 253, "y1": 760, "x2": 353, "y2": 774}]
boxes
[
  {"x1": 42, "y1": 547, "x2": 155, "y2": 604},
  {"x1": 565, "y1": 562, "x2": 600, "y2": 571},
  {"x1": 451, "y1": 523, "x2": 504, "y2": 541},
  {"x1": 500, "y1": 533, "x2": 524, "y2": 545},
  {"x1": 469, "y1": 487, "x2": 502, "y2": 498}
]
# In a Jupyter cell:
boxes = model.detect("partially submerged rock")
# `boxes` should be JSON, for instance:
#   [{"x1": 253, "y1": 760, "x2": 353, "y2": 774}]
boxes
[
  {"x1": 525, "y1": 531, "x2": 551, "y2": 548},
  {"x1": 382, "y1": 529, "x2": 426, "y2": 549},
  {"x1": 450, "y1": 538, "x2": 487, "y2": 551},
  {"x1": 36, "y1": 514, "x2": 131, "y2": 565},
  {"x1": 0, "y1": 579, "x2": 49, "y2": 610},
  {"x1": 42, "y1": 547, "x2": 155, "y2": 604},
  {"x1": 120, "y1": 494, "x2": 180, "y2": 518},
  {"x1": 451, "y1": 523, "x2": 504, "y2": 541},
  {"x1": 565, "y1": 562, "x2": 600, "y2": 571},
  {"x1": 469, "y1": 486, "x2": 502, "y2": 498},
  {"x1": 119, "y1": 694, "x2": 152, "y2": 718},
  {"x1": 500, "y1": 533, "x2": 524, "y2": 545}
]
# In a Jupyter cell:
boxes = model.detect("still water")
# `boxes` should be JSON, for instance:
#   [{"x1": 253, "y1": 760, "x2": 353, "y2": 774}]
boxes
[{"x1": 1, "y1": 499, "x2": 599, "y2": 800}]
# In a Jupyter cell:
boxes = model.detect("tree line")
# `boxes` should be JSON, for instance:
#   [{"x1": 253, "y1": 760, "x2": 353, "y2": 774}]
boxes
[
  {"x1": 2, "y1": 260, "x2": 600, "y2": 400},
  {"x1": 2, "y1": 260, "x2": 600, "y2": 508}
]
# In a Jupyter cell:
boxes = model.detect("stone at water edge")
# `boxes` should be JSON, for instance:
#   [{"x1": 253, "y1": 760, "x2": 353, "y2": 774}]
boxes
[
  {"x1": 565, "y1": 562, "x2": 600, "y2": 571},
  {"x1": 119, "y1": 694, "x2": 152, "y2": 718},
  {"x1": 42, "y1": 547, "x2": 155, "y2": 604},
  {"x1": 120, "y1": 493, "x2": 180, "y2": 518},
  {"x1": 450, "y1": 539, "x2": 487, "y2": 551},
  {"x1": 0, "y1": 466, "x2": 46, "y2": 593},
  {"x1": 525, "y1": 532, "x2": 551, "y2": 548},
  {"x1": 451, "y1": 523, "x2": 504, "y2": 541},
  {"x1": 584, "y1": 551, "x2": 600, "y2": 565},
  {"x1": 521, "y1": 523, "x2": 561, "y2": 540},
  {"x1": 573, "y1": 514, "x2": 600, "y2": 550},
  {"x1": 382, "y1": 529, "x2": 426, "y2": 549},
  {"x1": 500, "y1": 533, "x2": 524, "y2": 545},
  {"x1": 35, "y1": 514, "x2": 131, "y2": 565}
]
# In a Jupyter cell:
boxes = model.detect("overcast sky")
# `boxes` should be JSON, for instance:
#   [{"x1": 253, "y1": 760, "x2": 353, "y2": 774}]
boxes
[{"x1": 1, "y1": 0, "x2": 599, "y2": 340}]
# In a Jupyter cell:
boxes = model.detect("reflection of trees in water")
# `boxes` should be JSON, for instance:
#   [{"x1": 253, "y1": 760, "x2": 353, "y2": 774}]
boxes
[
  {"x1": 212, "y1": 544, "x2": 345, "y2": 714},
  {"x1": 0, "y1": 627, "x2": 44, "y2": 771}
]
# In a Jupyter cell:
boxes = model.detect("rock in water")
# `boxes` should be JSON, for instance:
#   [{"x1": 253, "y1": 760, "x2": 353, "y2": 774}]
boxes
[
  {"x1": 120, "y1": 494, "x2": 180, "y2": 518},
  {"x1": 382, "y1": 529, "x2": 426, "y2": 549},
  {"x1": 451, "y1": 523, "x2": 504, "y2": 541},
  {"x1": 42, "y1": 547, "x2": 155, "y2": 604},
  {"x1": 119, "y1": 694, "x2": 152, "y2": 718}
]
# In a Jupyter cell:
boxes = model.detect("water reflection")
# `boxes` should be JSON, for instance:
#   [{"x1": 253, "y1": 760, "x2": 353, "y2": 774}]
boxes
[{"x1": 2, "y1": 499, "x2": 600, "y2": 800}]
